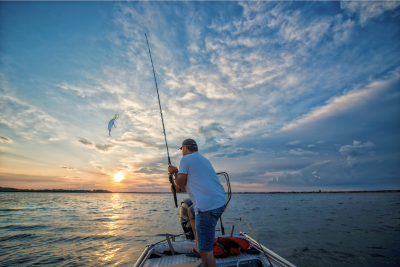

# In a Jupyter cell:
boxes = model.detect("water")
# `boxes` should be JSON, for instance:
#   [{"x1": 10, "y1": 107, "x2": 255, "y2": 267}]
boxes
[{"x1": 0, "y1": 192, "x2": 399, "y2": 267}]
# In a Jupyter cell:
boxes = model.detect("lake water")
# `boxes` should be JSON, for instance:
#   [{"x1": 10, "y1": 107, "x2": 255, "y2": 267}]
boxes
[{"x1": 0, "y1": 192, "x2": 399, "y2": 267}]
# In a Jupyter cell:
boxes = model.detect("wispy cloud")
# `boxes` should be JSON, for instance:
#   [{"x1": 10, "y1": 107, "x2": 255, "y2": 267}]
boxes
[
  {"x1": 0, "y1": 172, "x2": 61, "y2": 183},
  {"x1": 78, "y1": 138, "x2": 116, "y2": 153},
  {"x1": 61, "y1": 166, "x2": 76, "y2": 170},
  {"x1": 289, "y1": 148, "x2": 318, "y2": 156},
  {"x1": 0, "y1": 79, "x2": 65, "y2": 143},
  {"x1": 287, "y1": 140, "x2": 301, "y2": 145},
  {"x1": 0, "y1": 136, "x2": 12, "y2": 143},
  {"x1": 78, "y1": 138, "x2": 93, "y2": 147},
  {"x1": 341, "y1": 1, "x2": 400, "y2": 26},
  {"x1": 339, "y1": 140, "x2": 376, "y2": 166}
]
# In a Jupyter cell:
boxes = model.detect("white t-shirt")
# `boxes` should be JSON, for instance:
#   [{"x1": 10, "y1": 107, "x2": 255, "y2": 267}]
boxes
[{"x1": 178, "y1": 152, "x2": 225, "y2": 214}]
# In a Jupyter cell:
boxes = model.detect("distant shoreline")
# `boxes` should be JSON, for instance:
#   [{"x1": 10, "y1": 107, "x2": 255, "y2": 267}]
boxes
[{"x1": 0, "y1": 187, "x2": 399, "y2": 194}]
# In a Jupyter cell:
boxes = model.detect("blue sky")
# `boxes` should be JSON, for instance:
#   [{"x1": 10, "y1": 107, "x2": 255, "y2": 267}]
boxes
[{"x1": 0, "y1": 1, "x2": 399, "y2": 192}]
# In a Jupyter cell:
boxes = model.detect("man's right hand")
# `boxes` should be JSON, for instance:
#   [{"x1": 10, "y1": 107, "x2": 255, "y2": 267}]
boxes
[
  {"x1": 171, "y1": 183, "x2": 180, "y2": 193},
  {"x1": 168, "y1": 164, "x2": 178, "y2": 174}
]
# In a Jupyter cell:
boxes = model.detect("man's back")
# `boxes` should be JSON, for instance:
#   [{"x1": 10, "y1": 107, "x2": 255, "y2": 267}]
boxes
[{"x1": 178, "y1": 152, "x2": 225, "y2": 214}]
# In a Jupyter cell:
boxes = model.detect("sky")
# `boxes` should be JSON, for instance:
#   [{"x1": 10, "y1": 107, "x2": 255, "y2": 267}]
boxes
[{"x1": 0, "y1": 1, "x2": 399, "y2": 192}]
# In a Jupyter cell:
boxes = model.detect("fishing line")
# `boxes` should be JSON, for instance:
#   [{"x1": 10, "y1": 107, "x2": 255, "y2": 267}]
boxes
[
  {"x1": 238, "y1": 209, "x2": 274, "y2": 267},
  {"x1": 145, "y1": 33, "x2": 177, "y2": 208}
]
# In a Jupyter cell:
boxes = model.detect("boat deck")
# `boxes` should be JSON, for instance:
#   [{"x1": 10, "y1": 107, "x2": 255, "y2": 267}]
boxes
[
  {"x1": 134, "y1": 233, "x2": 296, "y2": 267},
  {"x1": 142, "y1": 251, "x2": 285, "y2": 267}
]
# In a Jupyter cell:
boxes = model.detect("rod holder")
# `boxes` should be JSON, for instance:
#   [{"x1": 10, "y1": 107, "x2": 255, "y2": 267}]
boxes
[{"x1": 166, "y1": 233, "x2": 175, "y2": 255}]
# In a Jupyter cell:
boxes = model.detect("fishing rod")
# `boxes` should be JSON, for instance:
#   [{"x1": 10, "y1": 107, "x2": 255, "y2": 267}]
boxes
[
  {"x1": 238, "y1": 209, "x2": 274, "y2": 267},
  {"x1": 145, "y1": 33, "x2": 177, "y2": 208}
]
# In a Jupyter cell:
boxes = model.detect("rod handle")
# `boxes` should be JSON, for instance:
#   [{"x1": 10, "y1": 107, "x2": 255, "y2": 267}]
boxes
[{"x1": 230, "y1": 225, "x2": 235, "y2": 237}]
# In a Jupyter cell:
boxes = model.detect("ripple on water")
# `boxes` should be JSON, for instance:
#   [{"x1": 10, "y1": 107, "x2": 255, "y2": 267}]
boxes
[
  {"x1": 333, "y1": 250, "x2": 356, "y2": 258},
  {"x1": 369, "y1": 253, "x2": 389, "y2": 258},
  {"x1": 317, "y1": 248, "x2": 329, "y2": 254},
  {"x1": 0, "y1": 233, "x2": 38, "y2": 242},
  {"x1": 91, "y1": 217, "x2": 115, "y2": 222},
  {"x1": 0, "y1": 224, "x2": 49, "y2": 231}
]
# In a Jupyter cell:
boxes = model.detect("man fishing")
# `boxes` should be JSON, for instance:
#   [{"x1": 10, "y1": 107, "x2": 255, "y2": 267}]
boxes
[{"x1": 168, "y1": 139, "x2": 225, "y2": 267}]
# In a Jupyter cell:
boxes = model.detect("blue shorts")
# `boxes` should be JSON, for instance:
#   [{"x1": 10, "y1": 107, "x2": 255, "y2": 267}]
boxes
[{"x1": 189, "y1": 205, "x2": 225, "y2": 253}]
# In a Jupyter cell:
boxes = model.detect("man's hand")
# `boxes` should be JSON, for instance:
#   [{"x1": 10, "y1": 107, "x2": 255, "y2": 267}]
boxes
[
  {"x1": 171, "y1": 183, "x2": 180, "y2": 193},
  {"x1": 168, "y1": 164, "x2": 178, "y2": 174}
]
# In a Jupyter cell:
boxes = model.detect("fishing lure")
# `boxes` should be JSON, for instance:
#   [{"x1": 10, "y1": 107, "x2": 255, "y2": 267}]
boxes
[{"x1": 108, "y1": 114, "x2": 119, "y2": 137}]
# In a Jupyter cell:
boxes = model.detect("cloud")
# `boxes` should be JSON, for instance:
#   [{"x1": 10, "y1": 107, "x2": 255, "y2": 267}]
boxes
[
  {"x1": 89, "y1": 161, "x2": 107, "y2": 174},
  {"x1": 214, "y1": 148, "x2": 254, "y2": 158},
  {"x1": 267, "y1": 156, "x2": 399, "y2": 189},
  {"x1": 233, "y1": 117, "x2": 272, "y2": 138},
  {"x1": 316, "y1": 141, "x2": 325, "y2": 144},
  {"x1": 281, "y1": 74, "x2": 400, "y2": 132},
  {"x1": 61, "y1": 166, "x2": 76, "y2": 170},
  {"x1": 307, "y1": 144, "x2": 315, "y2": 147},
  {"x1": 198, "y1": 123, "x2": 227, "y2": 144},
  {"x1": 0, "y1": 172, "x2": 61, "y2": 183},
  {"x1": 331, "y1": 14, "x2": 355, "y2": 45},
  {"x1": 289, "y1": 148, "x2": 319, "y2": 156},
  {"x1": 279, "y1": 12, "x2": 332, "y2": 49},
  {"x1": 0, "y1": 136, "x2": 12, "y2": 143},
  {"x1": 78, "y1": 138, "x2": 93, "y2": 146},
  {"x1": 197, "y1": 123, "x2": 233, "y2": 152},
  {"x1": 94, "y1": 143, "x2": 115, "y2": 152},
  {"x1": 133, "y1": 167, "x2": 163, "y2": 175},
  {"x1": 78, "y1": 138, "x2": 115, "y2": 153},
  {"x1": 95, "y1": 166, "x2": 105, "y2": 172},
  {"x1": 0, "y1": 85, "x2": 65, "y2": 143},
  {"x1": 114, "y1": 135, "x2": 164, "y2": 150},
  {"x1": 55, "y1": 83, "x2": 98, "y2": 98},
  {"x1": 287, "y1": 140, "x2": 301, "y2": 145},
  {"x1": 341, "y1": 1, "x2": 400, "y2": 26},
  {"x1": 268, "y1": 160, "x2": 332, "y2": 186},
  {"x1": 339, "y1": 140, "x2": 376, "y2": 166}
]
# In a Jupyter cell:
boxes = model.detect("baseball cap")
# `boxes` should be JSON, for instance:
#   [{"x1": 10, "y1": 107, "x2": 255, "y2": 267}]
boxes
[{"x1": 178, "y1": 139, "x2": 198, "y2": 150}]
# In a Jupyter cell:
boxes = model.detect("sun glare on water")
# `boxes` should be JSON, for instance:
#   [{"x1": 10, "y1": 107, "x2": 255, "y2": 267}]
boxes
[{"x1": 114, "y1": 171, "x2": 124, "y2": 182}]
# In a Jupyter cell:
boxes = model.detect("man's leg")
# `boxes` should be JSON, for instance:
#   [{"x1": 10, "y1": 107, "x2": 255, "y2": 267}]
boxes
[
  {"x1": 196, "y1": 206, "x2": 224, "y2": 267},
  {"x1": 188, "y1": 206, "x2": 199, "y2": 253},
  {"x1": 199, "y1": 251, "x2": 216, "y2": 267}
]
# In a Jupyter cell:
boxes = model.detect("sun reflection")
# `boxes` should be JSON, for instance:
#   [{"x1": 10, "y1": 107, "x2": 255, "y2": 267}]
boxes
[
  {"x1": 95, "y1": 242, "x2": 121, "y2": 262},
  {"x1": 94, "y1": 194, "x2": 127, "y2": 264},
  {"x1": 114, "y1": 171, "x2": 124, "y2": 182}
]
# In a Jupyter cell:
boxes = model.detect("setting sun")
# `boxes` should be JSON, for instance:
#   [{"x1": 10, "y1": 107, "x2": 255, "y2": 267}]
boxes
[{"x1": 114, "y1": 171, "x2": 124, "y2": 182}]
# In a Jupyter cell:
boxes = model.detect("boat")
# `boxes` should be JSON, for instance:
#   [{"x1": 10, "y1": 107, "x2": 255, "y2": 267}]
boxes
[
  {"x1": 133, "y1": 231, "x2": 297, "y2": 267},
  {"x1": 134, "y1": 173, "x2": 296, "y2": 267}
]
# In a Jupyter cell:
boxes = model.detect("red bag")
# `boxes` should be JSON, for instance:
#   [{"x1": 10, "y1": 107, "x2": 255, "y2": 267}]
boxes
[{"x1": 213, "y1": 237, "x2": 250, "y2": 258}]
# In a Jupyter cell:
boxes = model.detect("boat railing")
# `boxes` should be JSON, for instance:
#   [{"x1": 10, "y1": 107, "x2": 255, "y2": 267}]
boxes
[{"x1": 239, "y1": 232, "x2": 296, "y2": 267}]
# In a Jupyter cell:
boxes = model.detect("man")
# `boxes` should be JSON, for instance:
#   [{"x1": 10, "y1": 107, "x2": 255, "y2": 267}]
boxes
[{"x1": 168, "y1": 139, "x2": 225, "y2": 267}]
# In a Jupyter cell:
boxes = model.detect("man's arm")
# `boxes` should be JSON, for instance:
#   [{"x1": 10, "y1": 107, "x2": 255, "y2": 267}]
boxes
[
  {"x1": 175, "y1": 173, "x2": 187, "y2": 192},
  {"x1": 168, "y1": 164, "x2": 187, "y2": 192}
]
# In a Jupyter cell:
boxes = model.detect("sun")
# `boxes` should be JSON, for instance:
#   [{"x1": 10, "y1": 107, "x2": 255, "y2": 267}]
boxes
[{"x1": 114, "y1": 171, "x2": 124, "y2": 182}]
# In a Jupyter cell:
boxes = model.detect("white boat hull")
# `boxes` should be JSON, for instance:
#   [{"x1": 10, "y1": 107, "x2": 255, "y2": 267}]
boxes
[{"x1": 134, "y1": 232, "x2": 296, "y2": 267}]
